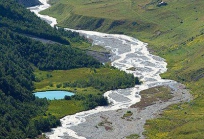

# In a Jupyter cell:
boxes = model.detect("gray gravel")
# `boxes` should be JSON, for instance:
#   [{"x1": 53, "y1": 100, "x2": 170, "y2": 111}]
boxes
[{"x1": 64, "y1": 82, "x2": 192, "y2": 139}]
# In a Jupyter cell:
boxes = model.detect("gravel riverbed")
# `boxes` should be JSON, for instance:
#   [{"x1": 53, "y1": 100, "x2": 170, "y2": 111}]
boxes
[{"x1": 64, "y1": 82, "x2": 192, "y2": 139}]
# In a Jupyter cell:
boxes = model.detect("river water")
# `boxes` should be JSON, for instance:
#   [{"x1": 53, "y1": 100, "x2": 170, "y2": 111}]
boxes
[{"x1": 28, "y1": 1, "x2": 189, "y2": 139}]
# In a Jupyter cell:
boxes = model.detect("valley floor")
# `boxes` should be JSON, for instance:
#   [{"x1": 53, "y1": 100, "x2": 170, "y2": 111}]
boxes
[
  {"x1": 61, "y1": 82, "x2": 192, "y2": 139},
  {"x1": 32, "y1": 0, "x2": 203, "y2": 138}
]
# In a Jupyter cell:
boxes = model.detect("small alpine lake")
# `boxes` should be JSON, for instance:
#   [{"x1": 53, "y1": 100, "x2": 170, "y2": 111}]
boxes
[{"x1": 34, "y1": 91, "x2": 74, "y2": 100}]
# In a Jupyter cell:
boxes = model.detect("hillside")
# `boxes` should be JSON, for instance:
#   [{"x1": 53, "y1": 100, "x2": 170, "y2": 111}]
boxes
[{"x1": 41, "y1": 0, "x2": 204, "y2": 138}]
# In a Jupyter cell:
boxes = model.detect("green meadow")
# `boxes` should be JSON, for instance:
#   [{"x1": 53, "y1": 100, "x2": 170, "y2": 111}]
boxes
[
  {"x1": 41, "y1": 0, "x2": 204, "y2": 138},
  {"x1": 34, "y1": 68, "x2": 97, "y2": 92},
  {"x1": 34, "y1": 68, "x2": 107, "y2": 119},
  {"x1": 46, "y1": 100, "x2": 84, "y2": 119},
  {"x1": 34, "y1": 67, "x2": 138, "y2": 92},
  {"x1": 34, "y1": 67, "x2": 139, "y2": 118}
]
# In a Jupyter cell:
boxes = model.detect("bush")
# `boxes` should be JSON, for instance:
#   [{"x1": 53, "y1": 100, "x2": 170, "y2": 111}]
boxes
[
  {"x1": 64, "y1": 95, "x2": 71, "y2": 100},
  {"x1": 56, "y1": 84, "x2": 62, "y2": 88}
]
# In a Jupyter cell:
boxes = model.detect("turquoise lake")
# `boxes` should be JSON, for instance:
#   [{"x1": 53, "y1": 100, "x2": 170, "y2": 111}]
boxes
[{"x1": 34, "y1": 91, "x2": 74, "y2": 100}]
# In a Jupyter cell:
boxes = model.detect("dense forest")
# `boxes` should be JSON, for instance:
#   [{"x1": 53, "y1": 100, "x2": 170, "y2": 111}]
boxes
[
  {"x1": 0, "y1": 27, "x2": 100, "y2": 139},
  {"x1": 0, "y1": 0, "x2": 86, "y2": 45},
  {"x1": 0, "y1": 0, "x2": 141, "y2": 138},
  {"x1": 2, "y1": 29, "x2": 100, "y2": 70},
  {"x1": 0, "y1": 28, "x2": 61, "y2": 138}
]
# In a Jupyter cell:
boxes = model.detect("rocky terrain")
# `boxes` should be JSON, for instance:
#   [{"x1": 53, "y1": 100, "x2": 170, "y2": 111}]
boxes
[{"x1": 65, "y1": 82, "x2": 192, "y2": 139}]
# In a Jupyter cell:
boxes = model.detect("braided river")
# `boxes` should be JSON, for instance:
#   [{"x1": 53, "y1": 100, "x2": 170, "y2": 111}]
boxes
[{"x1": 29, "y1": 1, "x2": 192, "y2": 138}]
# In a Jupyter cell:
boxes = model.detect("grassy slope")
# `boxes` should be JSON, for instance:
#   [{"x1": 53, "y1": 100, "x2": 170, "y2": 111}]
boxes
[
  {"x1": 41, "y1": 0, "x2": 204, "y2": 138},
  {"x1": 42, "y1": 0, "x2": 203, "y2": 46}
]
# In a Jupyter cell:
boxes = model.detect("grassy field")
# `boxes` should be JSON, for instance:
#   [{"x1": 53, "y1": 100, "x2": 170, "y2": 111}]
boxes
[
  {"x1": 46, "y1": 100, "x2": 84, "y2": 119},
  {"x1": 34, "y1": 67, "x2": 112, "y2": 118},
  {"x1": 34, "y1": 66, "x2": 138, "y2": 118},
  {"x1": 34, "y1": 68, "x2": 100, "y2": 118},
  {"x1": 41, "y1": 0, "x2": 204, "y2": 138},
  {"x1": 34, "y1": 68, "x2": 96, "y2": 92}
]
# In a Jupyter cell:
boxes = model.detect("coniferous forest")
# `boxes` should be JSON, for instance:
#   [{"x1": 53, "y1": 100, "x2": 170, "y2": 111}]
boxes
[{"x1": 0, "y1": 28, "x2": 59, "y2": 138}]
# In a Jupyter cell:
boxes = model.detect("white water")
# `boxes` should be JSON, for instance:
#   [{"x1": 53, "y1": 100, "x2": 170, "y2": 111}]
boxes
[
  {"x1": 29, "y1": 1, "x2": 173, "y2": 138},
  {"x1": 29, "y1": 0, "x2": 57, "y2": 27}
]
